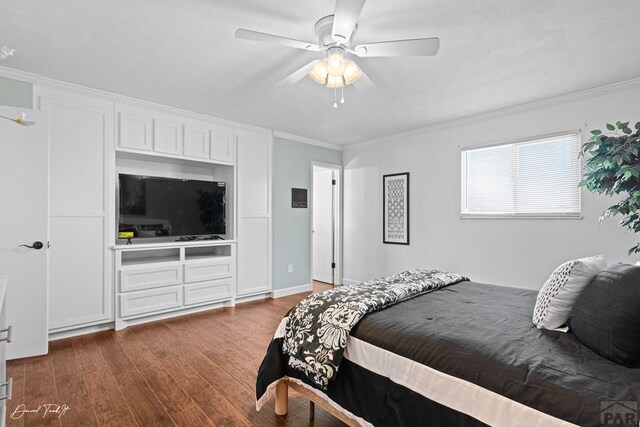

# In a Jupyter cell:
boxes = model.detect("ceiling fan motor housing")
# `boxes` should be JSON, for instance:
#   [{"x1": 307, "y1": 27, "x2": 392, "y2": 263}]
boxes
[{"x1": 315, "y1": 15, "x2": 357, "y2": 49}]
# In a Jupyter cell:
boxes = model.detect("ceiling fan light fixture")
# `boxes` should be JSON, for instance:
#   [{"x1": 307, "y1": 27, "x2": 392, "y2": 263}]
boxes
[
  {"x1": 342, "y1": 60, "x2": 362, "y2": 85},
  {"x1": 326, "y1": 75, "x2": 344, "y2": 88},
  {"x1": 326, "y1": 50, "x2": 346, "y2": 77},
  {"x1": 309, "y1": 59, "x2": 329, "y2": 84}
]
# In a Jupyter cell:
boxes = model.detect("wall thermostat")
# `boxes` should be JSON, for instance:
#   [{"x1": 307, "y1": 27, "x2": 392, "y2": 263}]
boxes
[{"x1": 291, "y1": 188, "x2": 308, "y2": 208}]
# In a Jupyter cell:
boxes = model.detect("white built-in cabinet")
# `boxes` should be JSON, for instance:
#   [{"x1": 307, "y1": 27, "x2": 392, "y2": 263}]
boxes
[
  {"x1": 153, "y1": 117, "x2": 183, "y2": 155},
  {"x1": 210, "y1": 124, "x2": 235, "y2": 164},
  {"x1": 116, "y1": 103, "x2": 234, "y2": 165},
  {"x1": 36, "y1": 84, "x2": 272, "y2": 336},
  {"x1": 115, "y1": 242, "x2": 236, "y2": 330},
  {"x1": 118, "y1": 107, "x2": 153, "y2": 151},
  {"x1": 38, "y1": 88, "x2": 114, "y2": 333},
  {"x1": 236, "y1": 129, "x2": 272, "y2": 296}
]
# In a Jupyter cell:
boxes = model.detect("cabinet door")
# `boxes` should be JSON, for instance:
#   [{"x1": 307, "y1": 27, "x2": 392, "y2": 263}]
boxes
[
  {"x1": 210, "y1": 124, "x2": 234, "y2": 164},
  {"x1": 118, "y1": 110, "x2": 152, "y2": 151},
  {"x1": 41, "y1": 90, "x2": 114, "y2": 332},
  {"x1": 236, "y1": 130, "x2": 272, "y2": 296},
  {"x1": 154, "y1": 119, "x2": 183, "y2": 155},
  {"x1": 183, "y1": 124, "x2": 210, "y2": 159}
]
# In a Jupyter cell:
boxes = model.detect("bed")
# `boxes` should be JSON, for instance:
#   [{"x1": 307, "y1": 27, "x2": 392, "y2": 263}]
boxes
[{"x1": 256, "y1": 279, "x2": 640, "y2": 426}]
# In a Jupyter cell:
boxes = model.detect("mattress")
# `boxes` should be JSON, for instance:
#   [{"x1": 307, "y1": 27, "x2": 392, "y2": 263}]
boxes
[{"x1": 257, "y1": 281, "x2": 640, "y2": 426}]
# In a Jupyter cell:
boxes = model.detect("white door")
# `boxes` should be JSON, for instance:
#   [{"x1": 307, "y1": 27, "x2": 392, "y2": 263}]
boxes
[
  {"x1": 0, "y1": 106, "x2": 49, "y2": 359},
  {"x1": 313, "y1": 168, "x2": 334, "y2": 284}
]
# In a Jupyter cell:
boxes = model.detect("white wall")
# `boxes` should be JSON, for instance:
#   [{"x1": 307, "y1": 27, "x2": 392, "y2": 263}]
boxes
[{"x1": 343, "y1": 82, "x2": 640, "y2": 290}]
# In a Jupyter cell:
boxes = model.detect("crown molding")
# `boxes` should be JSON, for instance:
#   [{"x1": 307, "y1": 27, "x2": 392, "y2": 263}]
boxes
[
  {"x1": 0, "y1": 65, "x2": 42, "y2": 83},
  {"x1": 272, "y1": 130, "x2": 343, "y2": 151},
  {"x1": 346, "y1": 76, "x2": 640, "y2": 150},
  {"x1": 4, "y1": 65, "x2": 638, "y2": 151},
  {"x1": 36, "y1": 77, "x2": 272, "y2": 135},
  {"x1": 0, "y1": 66, "x2": 271, "y2": 135}
]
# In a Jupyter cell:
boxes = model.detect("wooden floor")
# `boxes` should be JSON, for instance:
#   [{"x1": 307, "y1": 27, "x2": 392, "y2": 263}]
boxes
[{"x1": 7, "y1": 282, "x2": 345, "y2": 426}]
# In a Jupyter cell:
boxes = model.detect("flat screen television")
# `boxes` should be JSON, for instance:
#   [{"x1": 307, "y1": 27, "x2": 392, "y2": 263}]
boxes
[{"x1": 118, "y1": 174, "x2": 226, "y2": 241}]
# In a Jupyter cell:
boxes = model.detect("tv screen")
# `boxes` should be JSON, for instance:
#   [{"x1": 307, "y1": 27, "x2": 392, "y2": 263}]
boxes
[{"x1": 118, "y1": 174, "x2": 226, "y2": 240}]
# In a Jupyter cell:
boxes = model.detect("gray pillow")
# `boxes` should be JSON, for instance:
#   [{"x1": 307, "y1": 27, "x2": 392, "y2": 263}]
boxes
[{"x1": 568, "y1": 263, "x2": 640, "y2": 366}]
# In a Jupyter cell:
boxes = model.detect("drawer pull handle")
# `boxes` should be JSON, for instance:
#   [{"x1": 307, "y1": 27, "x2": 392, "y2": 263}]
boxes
[
  {"x1": 0, "y1": 325, "x2": 12, "y2": 343},
  {"x1": 0, "y1": 377, "x2": 13, "y2": 400}
]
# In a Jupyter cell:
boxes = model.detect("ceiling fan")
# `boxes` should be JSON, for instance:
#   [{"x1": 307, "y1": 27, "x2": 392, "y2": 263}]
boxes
[{"x1": 235, "y1": 0, "x2": 440, "y2": 107}]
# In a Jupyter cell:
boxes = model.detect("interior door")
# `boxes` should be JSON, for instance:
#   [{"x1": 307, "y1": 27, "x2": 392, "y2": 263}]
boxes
[
  {"x1": 0, "y1": 106, "x2": 49, "y2": 359},
  {"x1": 313, "y1": 168, "x2": 334, "y2": 284}
]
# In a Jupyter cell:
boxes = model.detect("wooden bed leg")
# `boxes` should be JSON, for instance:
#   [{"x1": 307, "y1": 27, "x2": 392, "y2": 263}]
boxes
[
  {"x1": 309, "y1": 401, "x2": 315, "y2": 419},
  {"x1": 275, "y1": 380, "x2": 288, "y2": 416}
]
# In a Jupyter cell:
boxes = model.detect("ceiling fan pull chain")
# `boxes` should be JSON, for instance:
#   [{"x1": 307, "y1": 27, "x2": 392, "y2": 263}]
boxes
[
  {"x1": 333, "y1": 87, "x2": 338, "y2": 109},
  {"x1": 341, "y1": 84, "x2": 345, "y2": 104}
]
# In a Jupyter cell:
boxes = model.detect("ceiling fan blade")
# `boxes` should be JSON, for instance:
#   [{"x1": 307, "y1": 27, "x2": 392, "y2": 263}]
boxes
[
  {"x1": 235, "y1": 29, "x2": 319, "y2": 51},
  {"x1": 354, "y1": 37, "x2": 440, "y2": 57},
  {"x1": 352, "y1": 68, "x2": 376, "y2": 93},
  {"x1": 331, "y1": 0, "x2": 367, "y2": 43},
  {"x1": 275, "y1": 61, "x2": 318, "y2": 87}
]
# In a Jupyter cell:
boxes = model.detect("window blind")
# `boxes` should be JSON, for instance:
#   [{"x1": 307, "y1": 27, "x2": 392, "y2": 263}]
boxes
[{"x1": 461, "y1": 132, "x2": 581, "y2": 217}]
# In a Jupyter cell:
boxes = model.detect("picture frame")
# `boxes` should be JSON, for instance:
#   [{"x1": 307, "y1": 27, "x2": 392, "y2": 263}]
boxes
[{"x1": 383, "y1": 172, "x2": 410, "y2": 245}]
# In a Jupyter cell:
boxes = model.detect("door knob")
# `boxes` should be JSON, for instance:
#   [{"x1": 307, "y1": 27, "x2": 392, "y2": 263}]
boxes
[{"x1": 19, "y1": 241, "x2": 44, "y2": 250}]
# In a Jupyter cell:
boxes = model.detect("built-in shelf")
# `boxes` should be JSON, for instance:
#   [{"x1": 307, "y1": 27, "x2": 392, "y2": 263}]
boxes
[
  {"x1": 115, "y1": 241, "x2": 236, "y2": 330},
  {"x1": 113, "y1": 239, "x2": 236, "y2": 251},
  {"x1": 121, "y1": 248, "x2": 180, "y2": 266},
  {"x1": 185, "y1": 245, "x2": 231, "y2": 259},
  {"x1": 115, "y1": 147, "x2": 233, "y2": 168}
]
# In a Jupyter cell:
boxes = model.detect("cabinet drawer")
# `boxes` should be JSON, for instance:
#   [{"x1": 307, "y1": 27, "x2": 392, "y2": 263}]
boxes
[
  {"x1": 184, "y1": 279, "x2": 232, "y2": 306},
  {"x1": 184, "y1": 257, "x2": 233, "y2": 283},
  {"x1": 120, "y1": 262, "x2": 182, "y2": 292},
  {"x1": 119, "y1": 286, "x2": 183, "y2": 318}
]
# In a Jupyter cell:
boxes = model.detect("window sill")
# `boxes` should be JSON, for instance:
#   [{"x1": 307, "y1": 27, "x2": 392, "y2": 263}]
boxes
[{"x1": 460, "y1": 214, "x2": 583, "y2": 220}]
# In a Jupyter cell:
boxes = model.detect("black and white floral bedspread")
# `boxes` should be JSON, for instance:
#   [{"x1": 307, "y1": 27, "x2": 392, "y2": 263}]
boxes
[{"x1": 281, "y1": 269, "x2": 468, "y2": 388}]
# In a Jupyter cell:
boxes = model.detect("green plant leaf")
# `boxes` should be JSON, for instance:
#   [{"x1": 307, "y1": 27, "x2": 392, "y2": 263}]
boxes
[
  {"x1": 616, "y1": 121, "x2": 629, "y2": 129},
  {"x1": 584, "y1": 120, "x2": 640, "y2": 255}
]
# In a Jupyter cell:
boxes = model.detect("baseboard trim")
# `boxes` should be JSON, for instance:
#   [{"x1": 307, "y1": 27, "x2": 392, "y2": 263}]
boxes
[
  {"x1": 271, "y1": 283, "x2": 313, "y2": 298},
  {"x1": 49, "y1": 322, "x2": 114, "y2": 341},
  {"x1": 341, "y1": 278, "x2": 360, "y2": 286},
  {"x1": 235, "y1": 292, "x2": 272, "y2": 305}
]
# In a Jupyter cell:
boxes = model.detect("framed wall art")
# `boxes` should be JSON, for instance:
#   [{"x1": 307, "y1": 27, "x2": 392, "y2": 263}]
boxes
[{"x1": 383, "y1": 172, "x2": 409, "y2": 245}]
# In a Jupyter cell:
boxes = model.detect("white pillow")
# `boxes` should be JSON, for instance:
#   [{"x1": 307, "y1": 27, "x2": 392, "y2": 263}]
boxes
[
  {"x1": 636, "y1": 261, "x2": 640, "y2": 266},
  {"x1": 533, "y1": 255, "x2": 606, "y2": 331}
]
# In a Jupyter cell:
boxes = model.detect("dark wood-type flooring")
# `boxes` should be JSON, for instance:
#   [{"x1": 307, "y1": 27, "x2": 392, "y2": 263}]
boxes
[{"x1": 6, "y1": 282, "x2": 345, "y2": 426}]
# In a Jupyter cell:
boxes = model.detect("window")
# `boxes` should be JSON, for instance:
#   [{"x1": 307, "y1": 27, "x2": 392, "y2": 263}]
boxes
[{"x1": 461, "y1": 132, "x2": 581, "y2": 218}]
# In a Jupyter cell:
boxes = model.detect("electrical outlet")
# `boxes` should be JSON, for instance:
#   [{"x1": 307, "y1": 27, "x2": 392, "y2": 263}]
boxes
[{"x1": 287, "y1": 264, "x2": 293, "y2": 274}]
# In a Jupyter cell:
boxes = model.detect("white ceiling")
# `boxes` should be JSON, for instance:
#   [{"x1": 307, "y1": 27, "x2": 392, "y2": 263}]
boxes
[{"x1": 2, "y1": 0, "x2": 640, "y2": 145}]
